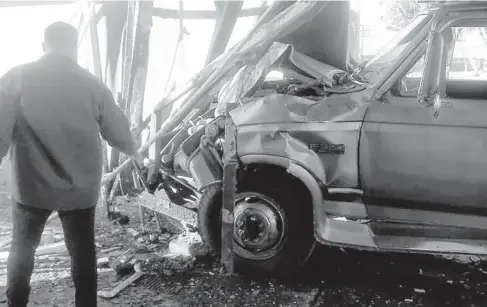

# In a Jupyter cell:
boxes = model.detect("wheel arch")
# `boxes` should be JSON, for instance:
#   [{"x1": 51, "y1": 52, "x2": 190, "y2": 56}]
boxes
[{"x1": 239, "y1": 155, "x2": 323, "y2": 212}]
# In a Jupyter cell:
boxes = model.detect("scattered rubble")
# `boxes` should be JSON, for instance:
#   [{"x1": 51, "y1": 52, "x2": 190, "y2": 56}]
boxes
[
  {"x1": 167, "y1": 232, "x2": 207, "y2": 258},
  {"x1": 98, "y1": 262, "x2": 145, "y2": 299},
  {"x1": 126, "y1": 228, "x2": 139, "y2": 237},
  {"x1": 0, "y1": 190, "x2": 487, "y2": 306}
]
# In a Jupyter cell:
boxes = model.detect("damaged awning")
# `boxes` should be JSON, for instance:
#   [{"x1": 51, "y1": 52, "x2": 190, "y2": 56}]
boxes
[{"x1": 99, "y1": 0, "x2": 353, "y2": 188}]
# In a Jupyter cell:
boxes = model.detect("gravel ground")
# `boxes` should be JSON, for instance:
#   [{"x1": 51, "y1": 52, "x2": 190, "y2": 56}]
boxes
[{"x1": 0, "y1": 160, "x2": 487, "y2": 306}]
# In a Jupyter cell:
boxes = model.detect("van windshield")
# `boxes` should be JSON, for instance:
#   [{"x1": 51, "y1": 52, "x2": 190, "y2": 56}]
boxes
[{"x1": 358, "y1": 14, "x2": 433, "y2": 83}]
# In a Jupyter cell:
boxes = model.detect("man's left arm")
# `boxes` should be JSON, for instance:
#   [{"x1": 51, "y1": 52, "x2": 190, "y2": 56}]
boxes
[{"x1": 0, "y1": 68, "x2": 21, "y2": 164}]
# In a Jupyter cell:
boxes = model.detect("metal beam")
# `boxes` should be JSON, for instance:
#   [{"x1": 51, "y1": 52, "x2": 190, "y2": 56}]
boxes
[
  {"x1": 205, "y1": 1, "x2": 244, "y2": 64},
  {"x1": 103, "y1": 1, "x2": 127, "y2": 93},
  {"x1": 90, "y1": 4, "x2": 102, "y2": 78},
  {"x1": 152, "y1": 6, "x2": 266, "y2": 20},
  {"x1": 103, "y1": 1, "x2": 128, "y2": 175},
  {"x1": 0, "y1": 1, "x2": 75, "y2": 7}
]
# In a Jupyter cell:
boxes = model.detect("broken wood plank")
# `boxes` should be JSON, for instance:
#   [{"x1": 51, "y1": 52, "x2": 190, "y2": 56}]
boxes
[
  {"x1": 97, "y1": 270, "x2": 144, "y2": 299},
  {"x1": 138, "y1": 190, "x2": 198, "y2": 227},
  {"x1": 35, "y1": 241, "x2": 68, "y2": 256},
  {"x1": 0, "y1": 241, "x2": 67, "y2": 260},
  {"x1": 100, "y1": 246, "x2": 123, "y2": 254}
]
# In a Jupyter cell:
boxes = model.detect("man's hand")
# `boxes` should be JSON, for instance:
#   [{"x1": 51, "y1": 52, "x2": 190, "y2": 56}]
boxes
[{"x1": 101, "y1": 172, "x2": 113, "y2": 185}]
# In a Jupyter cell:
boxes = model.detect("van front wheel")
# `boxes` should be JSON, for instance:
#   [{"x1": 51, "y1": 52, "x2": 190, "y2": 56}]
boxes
[{"x1": 198, "y1": 168, "x2": 315, "y2": 276}]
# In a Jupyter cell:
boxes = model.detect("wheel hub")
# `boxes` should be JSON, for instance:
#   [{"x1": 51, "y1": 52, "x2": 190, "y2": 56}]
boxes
[{"x1": 233, "y1": 194, "x2": 286, "y2": 260}]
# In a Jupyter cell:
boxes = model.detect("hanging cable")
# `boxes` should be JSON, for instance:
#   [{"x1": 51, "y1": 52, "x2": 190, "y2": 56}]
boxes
[{"x1": 163, "y1": 0, "x2": 186, "y2": 94}]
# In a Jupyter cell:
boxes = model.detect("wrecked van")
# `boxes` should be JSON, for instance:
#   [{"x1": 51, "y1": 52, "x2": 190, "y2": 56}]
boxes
[{"x1": 145, "y1": 2, "x2": 487, "y2": 275}]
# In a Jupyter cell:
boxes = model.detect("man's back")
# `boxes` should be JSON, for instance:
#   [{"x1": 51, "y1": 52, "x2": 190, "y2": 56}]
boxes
[
  {"x1": 2, "y1": 21, "x2": 135, "y2": 307},
  {"x1": 5, "y1": 54, "x2": 134, "y2": 211}
]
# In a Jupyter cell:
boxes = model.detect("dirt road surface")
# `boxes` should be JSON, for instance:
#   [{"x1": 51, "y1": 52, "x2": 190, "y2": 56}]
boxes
[{"x1": 0, "y1": 159, "x2": 486, "y2": 307}]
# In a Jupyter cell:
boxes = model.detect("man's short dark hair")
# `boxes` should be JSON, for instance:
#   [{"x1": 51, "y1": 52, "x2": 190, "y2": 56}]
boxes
[{"x1": 44, "y1": 21, "x2": 78, "y2": 48}]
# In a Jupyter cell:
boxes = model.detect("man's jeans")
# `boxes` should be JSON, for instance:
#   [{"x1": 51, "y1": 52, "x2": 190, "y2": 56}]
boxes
[{"x1": 6, "y1": 202, "x2": 97, "y2": 307}]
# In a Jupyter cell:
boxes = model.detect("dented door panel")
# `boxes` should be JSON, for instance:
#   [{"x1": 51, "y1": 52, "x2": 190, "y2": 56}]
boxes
[{"x1": 360, "y1": 100, "x2": 487, "y2": 210}]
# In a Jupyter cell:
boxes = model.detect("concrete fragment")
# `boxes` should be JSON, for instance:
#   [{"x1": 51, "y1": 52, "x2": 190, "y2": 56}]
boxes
[
  {"x1": 0, "y1": 241, "x2": 69, "y2": 260},
  {"x1": 97, "y1": 257, "x2": 110, "y2": 267},
  {"x1": 158, "y1": 233, "x2": 171, "y2": 244},
  {"x1": 127, "y1": 228, "x2": 139, "y2": 237},
  {"x1": 148, "y1": 234, "x2": 158, "y2": 243},
  {"x1": 35, "y1": 241, "x2": 67, "y2": 256},
  {"x1": 40, "y1": 229, "x2": 55, "y2": 246},
  {"x1": 168, "y1": 232, "x2": 207, "y2": 257}
]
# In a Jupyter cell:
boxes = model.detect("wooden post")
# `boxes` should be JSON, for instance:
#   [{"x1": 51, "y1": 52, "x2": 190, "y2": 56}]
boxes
[
  {"x1": 104, "y1": 1, "x2": 127, "y2": 175},
  {"x1": 89, "y1": 3, "x2": 102, "y2": 79},
  {"x1": 221, "y1": 112, "x2": 238, "y2": 274},
  {"x1": 116, "y1": 1, "x2": 136, "y2": 191},
  {"x1": 148, "y1": 110, "x2": 162, "y2": 170},
  {"x1": 117, "y1": 0, "x2": 153, "y2": 193},
  {"x1": 205, "y1": 1, "x2": 243, "y2": 65}
]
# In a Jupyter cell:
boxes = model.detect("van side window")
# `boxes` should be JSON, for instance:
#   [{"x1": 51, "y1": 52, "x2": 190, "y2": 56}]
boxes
[{"x1": 444, "y1": 27, "x2": 487, "y2": 99}]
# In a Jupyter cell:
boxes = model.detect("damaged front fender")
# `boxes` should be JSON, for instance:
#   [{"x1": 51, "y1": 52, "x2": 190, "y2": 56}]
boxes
[
  {"x1": 230, "y1": 93, "x2": 367, "y2": 188},
  {"x1": 237, "y1": 128, "x2": 326, "y2": 185},
  {"x1": 239, "y1": 154, "x2": 323, "y2": 210}
]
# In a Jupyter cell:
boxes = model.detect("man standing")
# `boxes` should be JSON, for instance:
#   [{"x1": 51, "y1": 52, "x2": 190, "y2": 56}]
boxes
[{"x1": 0, "y1": 22, "x2": 136, "y2": 307}]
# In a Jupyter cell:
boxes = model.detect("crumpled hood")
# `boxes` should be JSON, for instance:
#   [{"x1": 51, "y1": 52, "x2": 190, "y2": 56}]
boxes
[{"x1": 229, "y1": 93, "x2": 366, "y2": 127}]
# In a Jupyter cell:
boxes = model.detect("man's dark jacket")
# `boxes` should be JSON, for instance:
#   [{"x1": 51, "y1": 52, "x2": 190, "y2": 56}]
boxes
[{"x1": 0, "y1": 54, "x2": 135, "y2": 210}]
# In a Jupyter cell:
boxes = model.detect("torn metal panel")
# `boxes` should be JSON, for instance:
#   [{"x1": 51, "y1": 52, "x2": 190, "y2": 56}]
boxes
[
  {"x1": 278, "y1": 0, "x2": 351, "y2": 71},
  {"x1": 235, "y1": 1, "x2": 330, "y2": 58},
  {"x1": 153, "y1": 1, "x2": 331, "y2": 129},
  {"x1": 216, "y1": 42, "x2": 290, "y2": 116},
  {"x1": 100, "y1": 0, "x2": 339, "y2": 186},
  {"x1": 229, "y1": 93, "x2": 365, "y2": 126},
  {"x1": 205, "y1": 1, "x2": 244, "y2": 64},
  {"x1": 286, "y1": 49, "x2": 347, "y2": 84},
  {"x1": 215, "y1": 42, "x2": 361, "y2": 118}
]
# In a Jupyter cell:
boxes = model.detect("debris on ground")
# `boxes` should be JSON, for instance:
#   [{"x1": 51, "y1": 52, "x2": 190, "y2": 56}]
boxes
[
  {"x1": 126, "y1": 228, "x2": 139, "y2": 237},
  {"x1": 167, "y1": 232, "x2": 207, "y2": 258},
  {"x1": 0, "y1": 189, "x2": 487, "y2": 306},
  {"x1": 98, "y1": 262, "x2": 145, "y2": 299}
]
